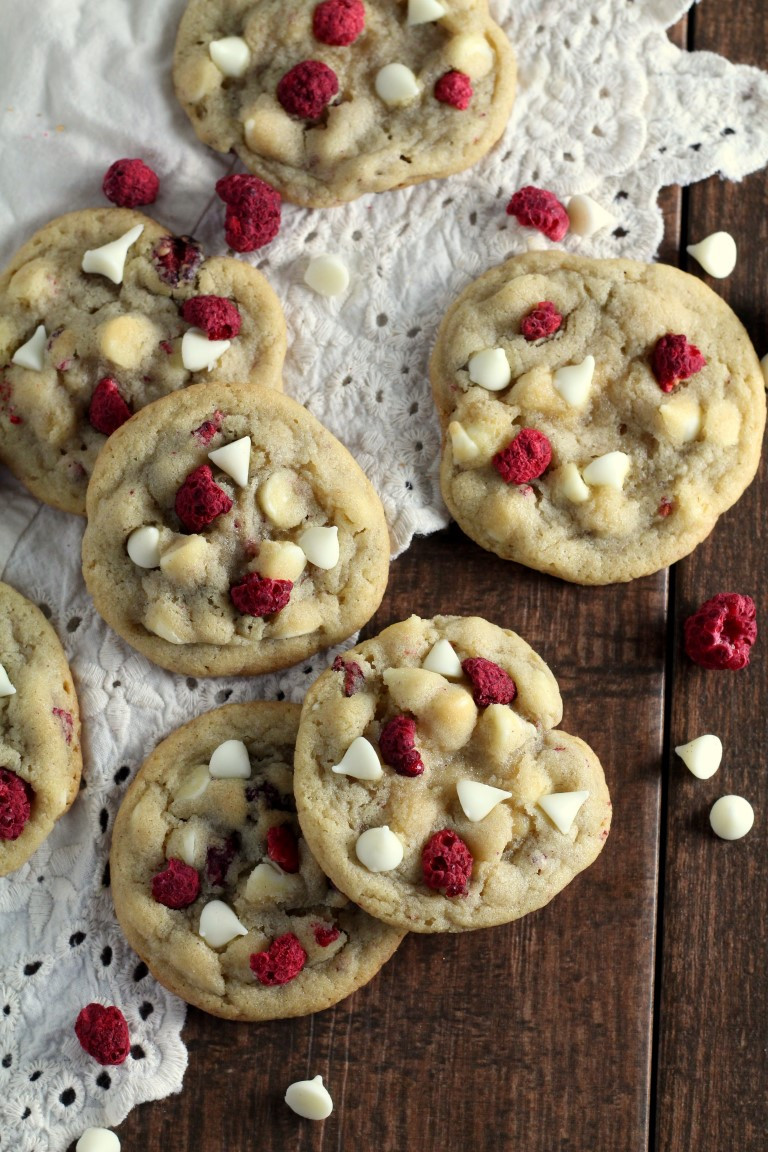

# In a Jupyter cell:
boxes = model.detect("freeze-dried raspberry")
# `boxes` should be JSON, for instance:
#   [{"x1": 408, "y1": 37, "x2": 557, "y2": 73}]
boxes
[
  {"x1": 191, "y1": 410, "x2": 223, "y2": 445},
  {"x1": 332, "y1": 654, "x2": 365, "y2": 696},
  {"x1": 313, "y1": 922, "x2": 340, "y2": 947},
  {"x1": 657, "y1": 498, "x2": 673, "y2": 518},
  {"x1": 206, "y1": 833, "x2": 241, "y2": 888},
  {"x1": 506, "y1": 185, "x2": 569, "y2": 242},
  {"x1": 379, "y1": 715, "x2": 424, "y2": 778},
  {"x1": 88, "y1": 377, "x2": 132, "y2": 436},
  {"x1": 250, "y1": 932, "x2": 307, "y2": 985},
  {"x1": 462, "y1": 657, "x2": 517, "y2": 707},
  {"x1": 174, "y1": 464, "x2": 232, "y2": 532},
  {"x1": 421, "y1": 829, "x2": 473, "y2": 897},
  {"x1": 651, "y1": 334, "x2": 707, "y2": 393},
  {"x1": 521, "y1": 301, "x2": 563, "y2": 341},
  {"x1": 684, "y1": 593, "x2": 757, "y2": 671},
  {"x1": 102, "y1": 158, "x2": 159, "y2": 208},
  {"x1": 216, "y1": 174, "x2": 282, "y2": 253},
  {"x1": 434, "y1": 71, "x2": 473, "y2": 110},
  {"x1": 151, "y1": 857, "x2": 200, "y2": 909},
  {"x1": 492, "y1": 428, "x2": 552, "y2": 484},
  {"x1": 277, "y1": 60, "x2": 339, "y2": 120},
  {"x1": 151, "y1": 234, "x2": 203, "y2": 286},
  {"x1": 74, "y1": 1004, "x2": 130, "y2": 1066},
  {"x1": 182, "y1": 296, "x2": 242, "y2": 341},
  {"x1": 230, "y1": 573, "x2": 292, "y2": 617},
  {"x1": 312, "y1": 0, "x2": 365, "y2": 45},
  {"x1": 266, "y1": 824, "x2": 300, "y2": 873},
  {"x1": 0, "y1": 768, "x2": 33, "y2": 841}
]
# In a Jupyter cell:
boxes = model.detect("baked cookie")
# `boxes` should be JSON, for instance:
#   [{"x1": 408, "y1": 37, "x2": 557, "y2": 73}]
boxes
[
  {"x1": 0, "y1": 208, "x2": 286, "y2": 515},
  {"x1": 430, "y1": 251, "x2": 767, "y2": 584},
  {"x1": 0, "y1": 581, "x2": 82, "y2": 876},
  {"x1": 110, "y1": 701, "x2": 404, "y2": 1020},
  {"x1": 173, "y1": 0, "x2": 516, "y2": 207},
  {"x1": 294, "y1": 615, "x2": 611, "y2": 933},
  {"x1": 82, "y1": 381, "x2": 391, "y2": 676}
]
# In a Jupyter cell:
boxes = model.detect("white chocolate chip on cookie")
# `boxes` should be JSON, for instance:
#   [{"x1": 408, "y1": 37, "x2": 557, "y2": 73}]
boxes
[
  {"x1": 209, "y1": 739, "x2": 251, "y2": 779},
  {"x1": 468, "y1": 348, "x2": 511, "y2": 392},
  {"x1": 457, "y1": 779, "x2": 513, "y2": 822},
  {"x1": 99, "y1": 314, "x2": 159, "y2": 369},
  {"x1": 538, "y1": 790, "x2": 589, "y2": 834},
  {"x1": 255, "y1": 540, "x2": 307, "y2": 582},
  {"x1": 181, "y1": 328, "x2": 231, "y2": 372},
  {"x1": 407, "y1": 0, "x2": 446, "y2": 24},
  {"x1": 332, "y1": 737, "x2": 383, "y2": 781},
  {"x1": 355, "y1": 826, "x2": 404, "y2": 872},
  {"x1": 198, "y1": 900, "x2": 249, "y2": 947},
  {"x1": 82, "y1": 224, "x2": 144, "y2": 284},
  {"x1": 422, "y1": 639, "x2": 463, "y2": 679},
  {"x1": 445, "y1": 34, "x2": 494, "y2": 79},
  {"x1": 11, "y1": 324, "x2": 47, "y2": 372},
  {"x1": 0, "y1": 663, "x2": 16, "y2": 697},
  {"x1": 448, "y1": 421, "x2": 481, "y2": 464},
  {"x1": 298, "y1": 526, "x2": 339, "y2": 570},
  {"x1": 659, "y1": 395, "x2": 701, "y2": 443},
  {"x1": 582, "y1": 451, "x2": 630, "y2": 490},
  {"x1": 375, "y1": 64, "x2": 421, "y2": 107},
  {"x1": 208, "y1": 436, "x2": 251, "y2": 487},
  {"x1": 553, "y1": 355, "x2": 595, "y2": 408},
  {"x1": 257, "y1": 469, "x2": 308, "y2": 529},
  {"x1": 126, "y1": 525, "x2": 162, "y2": 569},
  {"x1": 209, "y1": 36, "x2": 251, "y2": 78}
]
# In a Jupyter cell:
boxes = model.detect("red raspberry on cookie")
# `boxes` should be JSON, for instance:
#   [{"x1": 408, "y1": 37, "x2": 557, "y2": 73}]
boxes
[
  {"x1": 174, "y1": 464, "x2": 233, "y2": 532},
  {"x1": 0, "y1": 768, "x2": 33, "y2": 841},
  {"x1": 651, "y1": 333, "x2": 707, "y2": 392},
  {"x1": 182, "y1": 296, "x2": 242, "y2": 340},
  {"x1": 230, "y1": 573, "x2": 292, "y2": 617},
  {"x1": 379, "y1": 714, "x2": 424, "y2": 777},
  {"x1": 151, "y1": 857, "x2": 200, "y2": 909},
  {"x1": 312, "y1": 0, "x2": 365, "y2": 46},
  {"x1": 434, "y1": 71, "x2": 473, "y2": 110},
  {"x1": 492, "y1": 428, "x2": 552, "y2": 485},
  {"x1": 88, "y1": 377, "x2": 132, "y2": 436},
  {"x1": 422, "y1": 828, "x2": 473, "y2": 896},
  {"x1": 462, "y1": 657, "x2": 517, "y2": 707},
  {"x1": 276, "y1": 60, "x2": 339, "y2": 120},
  {"x1": 250, "y1": 932, "x2": 307, "y2": 985},
  {"x1": 521, "y1": 301, "x2": 562, "y2": 341}
]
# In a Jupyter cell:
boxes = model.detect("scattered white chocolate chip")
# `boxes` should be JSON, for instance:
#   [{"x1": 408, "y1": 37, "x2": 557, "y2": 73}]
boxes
[
  {"x1": 375, "y1": 63, "x2": 420, "y2": 107},
  {"x1": 709, "y1": 795, "x2": 754, "y2": 841},
  {"x1": 255, "y1": 539, "x2": 307, "y2": 582},
  {"x1": 538, "y1": 790, "x2": 589, "y2": 834},
  {"x1": 285, "y1": 1075, "x2": 334, "y2": 1121},
  {"x1": 181, "y1": 327, "x2": 231, "y2": 372},
  {"x1": 208, "y1": 436, "x2": 251, "y2": 487},
  {"x1": 245, "y1": 860, "x2": 301, "y2": 902},
  {"x1": 304, "y1": 255, "x2": 350, "y2": 297},
  {"x1": 407, "y1": 0, "x2": 446, "y2": 24},
  {"x1": 76, "y1": 1129, "x2": 121, "y2": 1152},
  {"x1": 177, "y1": 824, "x2": 199, "y2": 867},
  {"x1": 448, "y1": 421, "x2": 480, "y2": 464},
  {"x1": 11, "y1": 324, "x2": 47, "y2": 371},
  {"x1": 553, "y1": 355, "x2": 595, "y2": 407},
  {"x1": 558, "y1": 462, "x2": 590, "y2": 504},
  {"x1": 457, "y1": 779, "x2": 513, "y2": 822},
  {"x1": 298, "y1": 525, "x2": 339, "y2": 570},
  {"x1": 525, "y1": 232, "x2": 550, "y2": 252},
  {"x1": 422, "y1": 638, "x2": 463, "y2": 679},
  {"x1": 445, "y1": 33, "x2": 494, "y2": 79},
  {"x1": 659, "y1": 394, "x2": 701, "y2": 443},
  {"x1": 675, "y1": 734, "x2": 722, "y2": 780},
  {"x1": 331, "y1": 737, "x2": 382, "y2": 781},
  {"x1": 0, "y1": 663, "x2": 17, "y2": 697},
  {"x1": 258, "y1": 469, "x2": 306, "y2": 529},
  {"x1": 209, "y1": 35, "x2": 251, "y2": 78},
  {"x1": 198, "y1": 900, "x2": 249, "y2": 948},
  {"x1": 582, "y1": 451, "x2": 631, "y2": 490},
  {"x1": 686, "y1": 231, "x2": 737, "y2": 279},
  {"x1": 355, "y1": 826, "x2": 404, "y2": 872},
  {"x1": 174, "y1": 764, "x2": 211, "y2": 802},
  {"x1": 467, "y1": 347, "x2": 511, "y2": 392},
  {"x1": 126, "y1": 525, "x2": 161, "y2": 569},
  {"x1": 209, "y1": 739, "x2": 251, "y2": 779},
  {"x1": 566, "y1": 194, "x2": 617, "y2": 238},
  {"x1": 82, "y1": 223, "x2": 144, "y2": 284}
]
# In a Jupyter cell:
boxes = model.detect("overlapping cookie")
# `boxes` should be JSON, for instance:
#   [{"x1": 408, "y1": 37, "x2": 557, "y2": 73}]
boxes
[
  {"x1": 0, "y1": 582, "x2": 82, "y2": 876},
  {"x1": 173, "y1": 0, "x2": 516, "y2": 207},
  {"x1": 0, "y1": 208, "x2": 286, "y2": 514},
  {"x1": 82, "y1": 382, "x2": 391, "y2": 676},
  {"x1": 294, "y1": 615, "x2": 611, "y2": 933},
  {"x1": 110, "y1": 702, "x2": 404, "y2": 1020},
  {"x1": 430, "y1": 251, "x2": 767, "y2": 584}
]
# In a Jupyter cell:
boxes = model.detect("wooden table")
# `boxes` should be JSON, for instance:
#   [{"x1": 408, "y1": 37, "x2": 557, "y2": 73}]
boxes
[{"x1": 112, "y1": 7, "x2": 768, "y2": 1151}]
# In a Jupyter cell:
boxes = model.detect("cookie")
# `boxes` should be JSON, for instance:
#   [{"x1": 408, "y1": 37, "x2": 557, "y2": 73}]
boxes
[
  {"x1": 430, "y1": 250, "x2": 767, "y2": 584},
  {"x1": 110, "y1": 701, "x2": 404, "y2": 1020},
  {"x1": 82, "y1": 381, "x2": 391, "y2": 676},
  {"x1": 293, "y1": 615, "x2": 611, "y2": 933},
  {"x1": 0, "y1": 208, "x2": 286, "y2": 515},
  {"x1": 173, "y1": 0, "x2": 516, "y2": 208},
  {"x1": 0, "y1": 581, "x2": 82, "y2": 876}
]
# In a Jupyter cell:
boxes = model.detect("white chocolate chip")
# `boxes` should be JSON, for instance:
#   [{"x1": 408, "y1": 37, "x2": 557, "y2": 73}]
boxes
[
  {"x1": 245, "y1": 860, "x2": 302, "y2": 903},
  {"x1": 375, "y1": 63, "x2": 420, "y2": 107},
  {"x1": 557, "y1": 462, "x2": 590, "y2": 504},
  {"x1": 709, "y1": 795, "x2": 754, "y2": 840},
  {"x1": 160, "y1": 534, "x2": 210, "y2": 584},
  {"x1": 298, "y1": 525, "x2": 339, "y2": 570},
  {"x1": 0, "y1": 663, "x2": 17, "y2": 697},
  {"x1": 209, "y1": 739, "x2": 251, "y2": 779},
  {"x1": 181, "y1": 327, "x2": 231, "y2": 372},
  {"x1": 269, "y1": 601, "x2": 323, "y2": 639},
  {"x1": 208, "y1": 436, "x2": 251, "y2": 488},
  {"x1": 553, "y1": 355, "x2": 595, "y2": 407},
  {"x1": 407, "y1": 0, "x2": 446, "y2": 24},
  {"x1": 457, "y1": 779, "x2": 513, "y2": 822},
  {"x1": 12, "y1": 324, "x2": 47, "y2": 371},
  {"x1": 566, "y1": 194, "x2": 617, "y2": 238},
  {"x1": 143, "y1": 601, "x2": 192, "y2": 645},
  {"x1": 82, "y1": 223, "x2": 144, "y2": 284},
  {"x1": 382, "y1": 666, "x2": 446, "y2": 711},
  {"x1": 126, "y1": 525, "x2": 161, "y2": 569},
  {"x1": 174, "y1": 764, "x2": 211, "y2": 802},
  {"x1": 675, "y1": 734, "x2": 722, "y2": 780},
  {"x1": 355, "y1": 826, "x2": 404, "y2": 872},
  {"x1": 448, "y1": 421, "x2": 480, "y2": 464},
  {"x1": 467, "y1": 348, "x2": 511, "y2": 392},
  {"x1": 686, "y1": 231, "x2": 737, "y2": 279},
  {"x1": 582, "y1": 451, "x2": 631, "y2": 490},
  {"x1": 331, "y1": 736, "x2": 383, "y2": 781},
  {"x1": 525, "y1": 232, "x2": 550, "y2": 252},
  {"x1": 198, "y1": 900, "x2": 249, "y2": 948},
  {"x1": 445, "y1": 33, "x2": 494, "y2": 79},
  {"x1": 304, "y1": 255, "x2": 350, "y2": 297},
  {"x1": 422, "y1": 638, "x2": 463, "y2": 679},
  {"x1": 98, "y1": 314, "x2": 158, "y2": 369},
  {"x1": 76, "y1": 1129, "x2": 121, "y2": 1152},
  {"x1": 177, "y1": 824, "x2": 200, "y2": 866},
  {"x1": 285, "y1": 1075, "x2": 334, "y2": 1121},
  {"x1": 257, "y1": 469, "x2": 307, "y2": 529},
  {"x1": 538, "y1": 790, "x2": 589, "y2": 834},
  {"x1": 209, "y1": 35, "x2": 251, "y2": 78},
  {"x1": 659, "y1": 395, "x2": 701, "y2": 443},
  {"x1": 255, "y1": 539, "x2": 307, "y2": 582}
]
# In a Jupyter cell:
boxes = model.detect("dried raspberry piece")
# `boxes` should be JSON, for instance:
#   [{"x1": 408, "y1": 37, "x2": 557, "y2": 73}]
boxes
[
  {"x1": 657, "y1": 498, "x2": 673, "y2": 518},
  {"x1": 332, "y1": 654, "x2": 365, "y2": 696},
  {"x1": 277, "y1": 60, "x2": 339, "y2": 120},
  {"x1": 684, "y1": 593, "x2": 757, "y2": 671},
  {"x1": 88, "y1": 377, "x2": 132, "y2": 436},
  {"x1": 0, "y1": 768, "x2": 33, "y2": 841},
  {"x1": 492, "y1": 428, "x2": 552, "y2": 484},
  {"x1": 206, "y1": 833, "x2": 241, "y2": 888},
  {"x1": 174, "y1": 464, "x2": 232, "y2": 532},
  {"x1": 151, "y1": 857, "x2": 200, "y2": 909},
  {"x1": 434, "y1": 71, "x2": 473, "y2": 110},
  {"x1": 216, "y1": 174, "x2": 282, "y2": 253},
  {"x1": 421, "y1": 829, "x2": 473, "y2": 897},
  {"x1": 506, "y1": 185, "x2": 569, "y2": 242},
  {"x1": 191, "y1": 411, "x2": 223, "y2": 445},
  {"x1": 250, "y1": 932, "x2": 307, "y2": 985},
  {"x1": 313, "y1": 923, "x2": 340, "y2": 947},
  {"x1": 521, "y1": 301, "x2": 563, "y2": 341},
  {"x1": 379, "y1": 715, "x2": 424, "y2": 778},
  {"x1": 52, "y1": 707, "x2": 74, "y2": 745},
  {"x1": 266, "y1": 824, "x2": 300, "y2": 873},
  {"x1": 461, "y1": 657, "x2": 517, "y2": 707},
  {"x1": 102, "y1": 158, "x2": 159, "y2": 208},
  {"x1": 74, "y1": 1004, "x2": 130, "y2": 1066},
  {"x1": 230, "y1": 573, "x2": 292, "y2": 617},
  {"x1": 151, "y1": 235, "x2": 203, "y2": 286},
  {"x1": 651, "y1": 334, "x2": 707, "y2": 393},
  {"x1": 182, "y1": 296, "x2": 242, "y2": 341},
  {"x1": 312, "y1": 0, "x2": 365, "y2": 45}
]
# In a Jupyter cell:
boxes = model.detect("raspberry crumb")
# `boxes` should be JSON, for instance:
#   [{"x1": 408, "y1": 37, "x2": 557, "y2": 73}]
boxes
[
  {"x1": 332, "y1": 655, "x2": 365, "y2": 696},
  {"x1": 191, "y1": 411, "x2": 223, "y2": 445},
  {"x1": 266, "y1": 824, "x2": 300, "y2": 873},
  {"x1": 434, "y1": 71, "x2": 473, "y2": 110},
  {"x1": 151, "y1": 857, "x2": 200, "y2": 909},
  {"x1": 151, "y1": 235, "x2": 203, "y2": 287},
  {"x1": 462, "y1": 657, "x2": 517, "y2": 707},
  {"x1": 206, "y1": 833, "x2": 240, "y2": 888},
  {"x1": 216, "y1": 174, "x2": 282, "y2": 253},
  {"x1": 521, "y1": 301, "x2": 563, "y2": 341},
  {"x1": 182, "y1": 296, "x2": 242, "y2": 341},
  {"x1": 379, "y1": 715, "x2": 424, "y2": 777},
  {"x1": 684, "y1": 592, "x2": 757, "y2": 671},
  {"x1": 651, "y1": 334, "x2": 706, "y2": 392},
  {"x1": 102, "y1": 158, "x2": 159, "y2": 208},
  {"x1": 506, "y1": 186, "x2": 570, "y2": 241},
  {"x1": 422, "y1": 829, "x2": 473, "y2": 897},
  {"x1": 313, "y1": 0, "x2": 365, "y2": 45},
  {"x1": 52, "y1": 707, "x2": 74, "y2": 745},
  {"x1": 313, "y1": 922, "x2": 340, "y2": 947},
  {"x1": 277, "y1": 60, "x2": 339, "y2": 120},
  {"x1": 250, "y1": 933, "x2": 307, "y2": 985},
  {"x1": 74, "y1": 1004, "x2": 130, "y2": 1066},
  {"x1": 492, "y1": 428, "x2": 552, "y2": 484},
  {"x1": 88, "y1": 377, "x2": 132, "y2": 436},
  {"x1": 0, "y1": 768, "x2": 33, "y2": 841},
  {"x1": 230, "y1": 573, "x2": 292, "y2": 617},
  {"x1": 657, "y1": 498, "x2": 673, "y2": 518},
  {"x1": 174, "y1": 464, "x2": 232, "y2": 532}
]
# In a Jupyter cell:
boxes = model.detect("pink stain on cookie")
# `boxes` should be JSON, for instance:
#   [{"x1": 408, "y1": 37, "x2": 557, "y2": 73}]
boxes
[
  {"x1": 332, "y1": 654, "x2": 365, "y2": 696},
  {"x1": 52, "y1": 707, "x2": 74, "y2": 745}
]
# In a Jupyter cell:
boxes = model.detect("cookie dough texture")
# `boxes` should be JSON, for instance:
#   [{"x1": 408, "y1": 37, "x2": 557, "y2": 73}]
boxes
[
  {"x1": 173, "y1": 0, "x2": 516, "y2": 207},
  {"x1": 82, "y1": 382, "x2": 391, "y2": 676},
  {"x1": 294, "y1": 615, "x2": 611, "y2": 933},
  {"x1": 0, "y1": 209, "x2": 286, "y2": 515},
  {"x1": 110, "y1": 702, "x2": 404, "y2": 1019},
  {"x1": 430, "y1": 251, "x2": 767, "y2": 584},
  {"x1": 0, "y1": 582, "x2": 82, "y2": 876}
]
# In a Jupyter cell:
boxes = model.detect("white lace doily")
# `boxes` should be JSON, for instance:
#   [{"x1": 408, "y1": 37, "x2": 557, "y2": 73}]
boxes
[{"x1": 2, "y1": 1, "x2": 768, "y2": 1148}]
